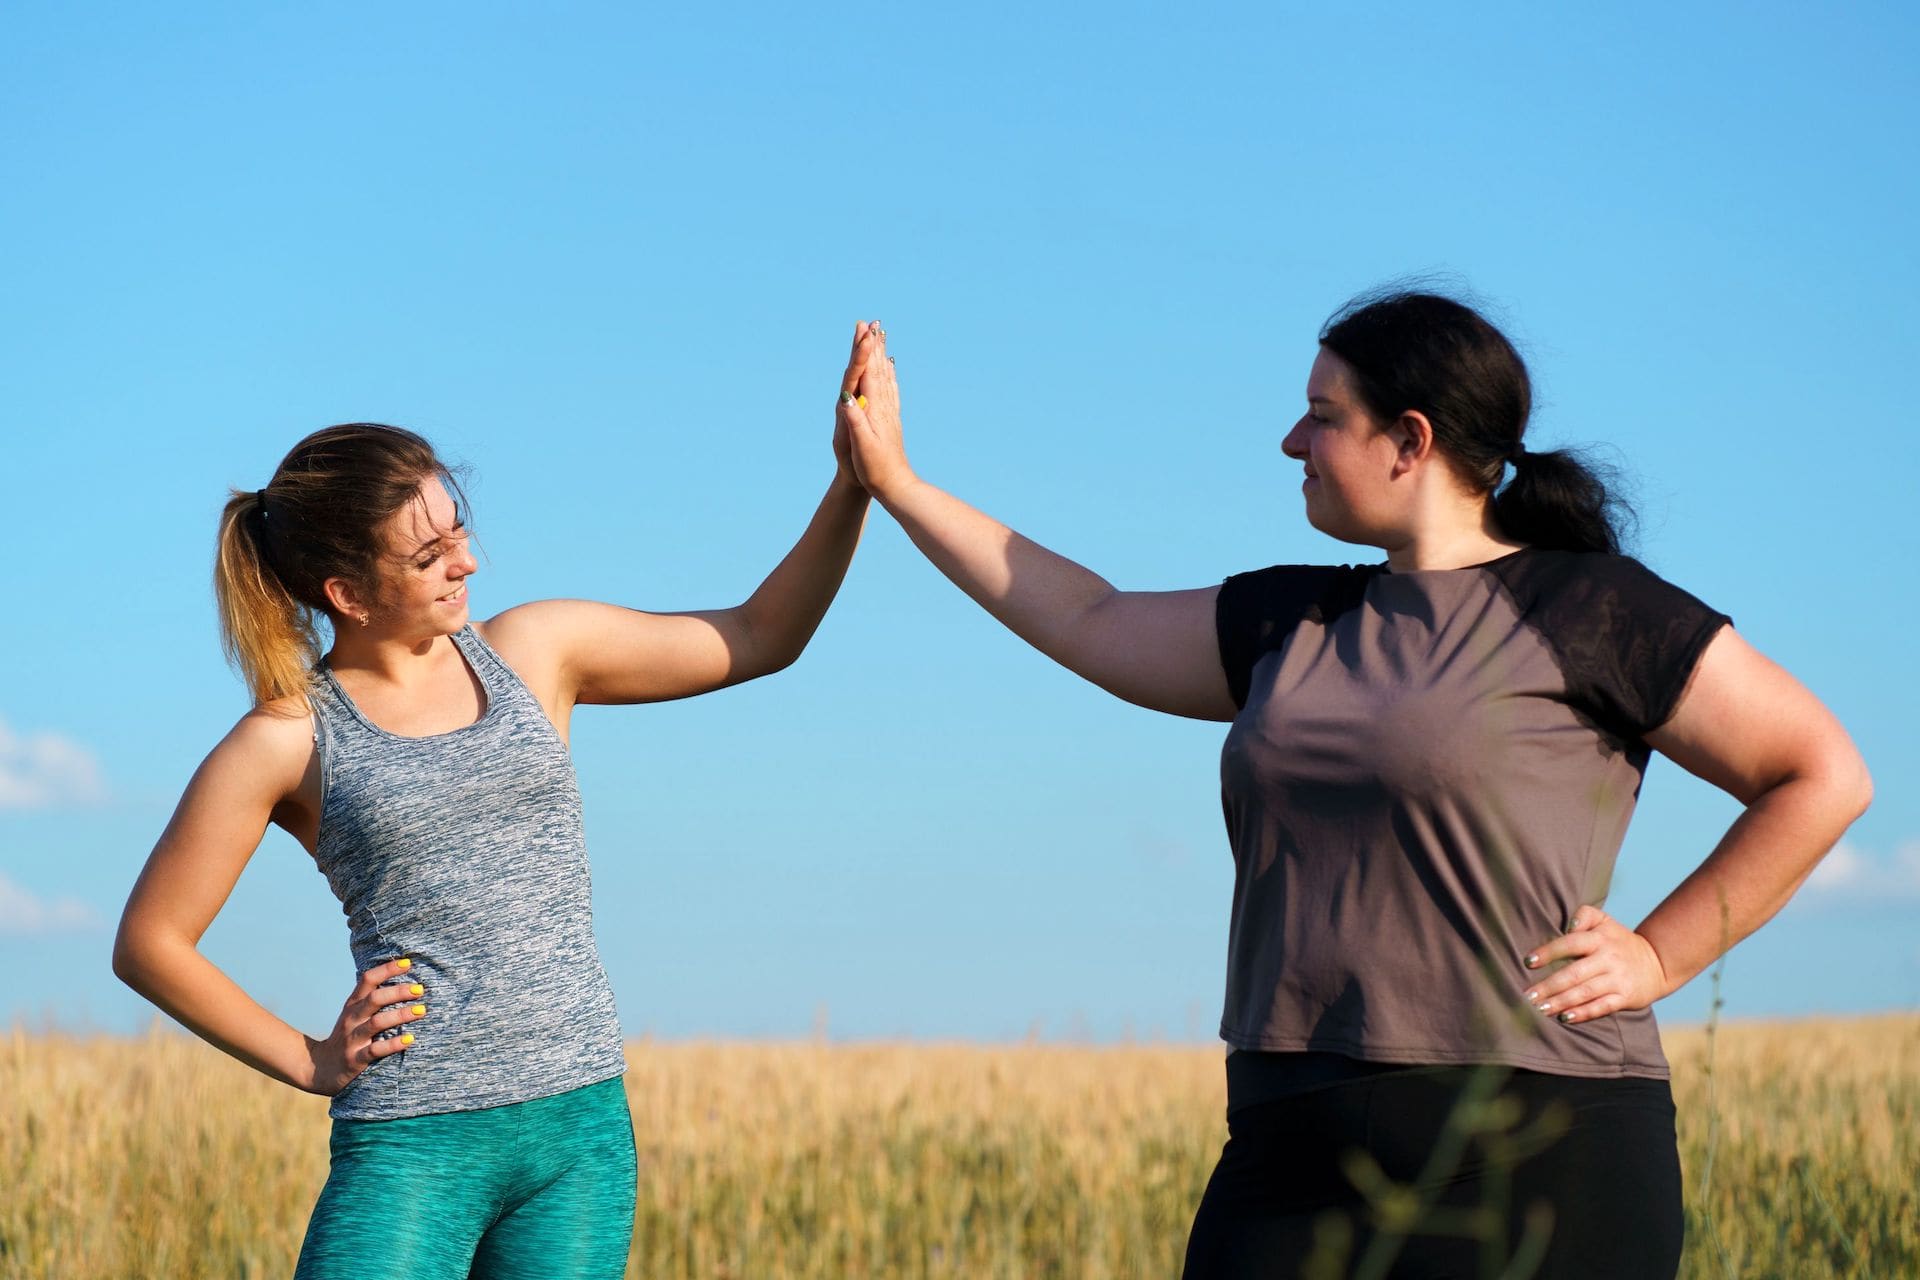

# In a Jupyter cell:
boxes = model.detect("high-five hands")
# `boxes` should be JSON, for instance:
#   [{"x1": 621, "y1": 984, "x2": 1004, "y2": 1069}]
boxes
[
  {"x1": 837, "y1": 320, "x2": 912, "y2": 502},
  {"x1": 833, "y1": 320, "x2": 887, "y2": 489}
]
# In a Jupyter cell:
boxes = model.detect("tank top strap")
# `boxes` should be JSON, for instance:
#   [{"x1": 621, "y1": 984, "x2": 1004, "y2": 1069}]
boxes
[
  {"x1": 450, "y1": 624, "x2": 549, "y2": 726},
  {"x1": 307, "y1": 661, "x2": 361, "y2": 736}
]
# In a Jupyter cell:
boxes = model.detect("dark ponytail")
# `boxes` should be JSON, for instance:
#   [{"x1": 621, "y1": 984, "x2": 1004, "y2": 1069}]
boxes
[
  {"x1": 1319, "y1": 290, "x2": 1632, "y2": 555},
  {"x1": 1494, "y1": 447, "x2": 1630, "y2": 556}
]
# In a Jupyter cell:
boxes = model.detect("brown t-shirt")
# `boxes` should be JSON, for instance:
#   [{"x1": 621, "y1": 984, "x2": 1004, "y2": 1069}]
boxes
[{"x1": 1214, "y1": 547, "x2": 1730, "y2": 1079}]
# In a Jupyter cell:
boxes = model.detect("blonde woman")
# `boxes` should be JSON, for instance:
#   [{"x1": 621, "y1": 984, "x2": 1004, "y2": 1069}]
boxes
[{"x1": 113, "y1": 326, "x2": 880, "y2": 1278}]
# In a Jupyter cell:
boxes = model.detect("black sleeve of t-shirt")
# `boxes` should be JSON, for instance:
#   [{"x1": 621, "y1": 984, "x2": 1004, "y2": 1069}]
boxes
[
  {"x1": 1488, "y1": 551, "x2": 1733, "y2": 742},
  {"x1": 1215, "y1": 565, "x2": 1366, "y2": 710}
]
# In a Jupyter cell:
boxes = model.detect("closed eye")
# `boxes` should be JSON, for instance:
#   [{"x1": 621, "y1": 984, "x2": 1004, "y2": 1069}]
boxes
[{"x1": 414, "y1": 522, "x2": 468, "y2": 569}]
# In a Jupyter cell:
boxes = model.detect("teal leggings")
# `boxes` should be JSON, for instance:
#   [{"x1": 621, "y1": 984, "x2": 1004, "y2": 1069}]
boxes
[{"x1": 294, "y1": 1076, "x2": 637, "y2": 1279}]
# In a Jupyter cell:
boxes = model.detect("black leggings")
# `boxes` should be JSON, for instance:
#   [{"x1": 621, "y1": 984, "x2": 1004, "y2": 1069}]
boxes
[{"x1": 1181, "y1": 1066, "x2": 1682, "y2": 1280}]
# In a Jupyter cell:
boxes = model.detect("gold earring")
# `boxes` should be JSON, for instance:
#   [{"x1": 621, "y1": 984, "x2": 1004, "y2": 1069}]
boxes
[{"x1": 358, "y1": 613, "x2": 371, "y2": 627}]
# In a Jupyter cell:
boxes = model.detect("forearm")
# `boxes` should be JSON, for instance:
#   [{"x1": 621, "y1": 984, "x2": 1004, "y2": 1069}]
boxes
[
  {"x1": 113, "y1": 930, "x2": 318, "y2": 1091},
  {"x1": 878, "y1": 475, "x2": 1118, "y2": 669},
  {"x1": 1637, "y1": 770, "x2": 1870, "y2": 994},
  {"x1": 736, "y1": 471, "x2": 872, "y2": 672}
]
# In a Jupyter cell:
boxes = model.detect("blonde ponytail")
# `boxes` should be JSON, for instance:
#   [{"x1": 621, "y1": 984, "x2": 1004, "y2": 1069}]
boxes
[
  {"x1": 211, "y1": 424, "x2": 469, "y2": 709},
  {"x1": 214, "y1": 489, "x2": 322, "y2": 709}
]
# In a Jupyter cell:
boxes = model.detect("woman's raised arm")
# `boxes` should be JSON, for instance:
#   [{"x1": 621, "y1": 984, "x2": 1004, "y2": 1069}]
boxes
[
  {"x1": 485, "y1": 324, "x2": 879, "y2": 709},
  {"x1": 841, "y1": 328, "x2": 1237, "y2": 722}
]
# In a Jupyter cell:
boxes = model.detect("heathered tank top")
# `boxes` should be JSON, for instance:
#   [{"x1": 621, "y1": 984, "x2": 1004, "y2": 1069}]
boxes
[
  {"x1": 309, "y1": 625, "x2": 627, "y2": 1120},
  {"x1": 1214, "y1": 548, "x2": 1730, "y2": 1080}
]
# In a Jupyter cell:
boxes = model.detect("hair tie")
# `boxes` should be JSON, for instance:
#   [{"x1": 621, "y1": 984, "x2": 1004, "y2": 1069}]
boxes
[
  {"x1": 1507, "y1": 445, "x2": 1527, "y2": 465},
  {"x1": 256, "y1": 488, "x2": 270, "y2": 517}
]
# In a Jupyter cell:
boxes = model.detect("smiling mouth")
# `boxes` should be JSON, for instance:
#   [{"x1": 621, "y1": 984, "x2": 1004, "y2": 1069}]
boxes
[{"x1": 439, "y1": 583, "x2": 467, "y2": 603}]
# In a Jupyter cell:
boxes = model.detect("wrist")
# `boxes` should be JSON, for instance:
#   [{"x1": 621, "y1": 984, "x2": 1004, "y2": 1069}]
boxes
[
  {"x1": 1633, "y1": 927, "x2": 1684, "y2": 999},
  {"x1": 828, "y1": 469, "x2": 870, "y2": 503},
  {"x1": 871, "y1": 467, "x2": 924, "y2": 511},
  {"x1": 296, "y1": 1034, "x2": 327, "y2": 1094}
]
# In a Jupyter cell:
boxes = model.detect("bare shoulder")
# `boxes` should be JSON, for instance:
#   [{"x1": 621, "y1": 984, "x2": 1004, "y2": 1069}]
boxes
[
  {"x1": 1646, "y1": 627, "x2": 1868, "y2": 805},
  {"x1": 476, "y1": 601, "x2": 580, "y2": 679},
  {"x1": 220, "y1": 694, "x2": 317, "y2": 780}
]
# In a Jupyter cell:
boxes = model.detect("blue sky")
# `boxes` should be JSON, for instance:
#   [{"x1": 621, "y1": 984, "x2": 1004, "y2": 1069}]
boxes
[{"x1": 4, "y1": 2, "x2": 1916, "y2": 1043}]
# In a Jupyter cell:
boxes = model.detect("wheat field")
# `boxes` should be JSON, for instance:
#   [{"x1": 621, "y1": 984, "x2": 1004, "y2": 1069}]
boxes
[{"x1": 3, "y1": 1015, "x2": 1914, "y2": 1279}]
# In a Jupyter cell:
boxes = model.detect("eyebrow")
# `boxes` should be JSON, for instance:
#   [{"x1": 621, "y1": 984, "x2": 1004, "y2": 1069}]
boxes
[
  {"x1": 1308, "y1": 395, "x2": 1334, "y2": 405},
  {"x1": 410, "y1": 519, "x2": 464, "y2": 555}
]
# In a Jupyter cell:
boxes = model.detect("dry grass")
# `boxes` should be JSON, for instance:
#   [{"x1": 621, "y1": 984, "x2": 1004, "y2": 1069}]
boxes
[{"x1": 3, "y1": 1015, "x2": 1913, "y2": 1278}]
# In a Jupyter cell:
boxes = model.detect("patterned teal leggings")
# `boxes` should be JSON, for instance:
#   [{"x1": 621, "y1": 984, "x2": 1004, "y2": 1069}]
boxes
[{"x1": 294, "y1": 1076, "x2": 637, "y2": 1279}]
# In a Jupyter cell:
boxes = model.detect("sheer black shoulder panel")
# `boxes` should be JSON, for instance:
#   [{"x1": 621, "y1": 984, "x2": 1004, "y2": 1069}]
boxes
[
  {"x1": 1215, "y1": 565, "x2": 1375, "y2": 709},
  {"x1": 1487, "y1": 550, "x2": 1731, "y2": 746}
]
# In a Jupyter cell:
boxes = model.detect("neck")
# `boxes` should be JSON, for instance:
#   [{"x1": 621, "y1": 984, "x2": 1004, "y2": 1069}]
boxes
[
  {"x1": 326, "y1": 626, "x2": 454, "y2": 684},
  {"x1": 1379, "y1": 498, "x2": 1525, "y2": 573}
]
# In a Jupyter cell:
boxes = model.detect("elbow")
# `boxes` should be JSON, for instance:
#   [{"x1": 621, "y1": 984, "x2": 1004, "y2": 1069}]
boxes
[
  {"x1": 1800, "y1": 745, "x2": 1873, "y2": 825},
  {"x1": 110, "y1": 919, "x2": 144, "y2": 988},
  {"x1": 110, "y1": 931, "x2": 140, "y2": 990},
  {"x1": 760, "y1": 644, "x2": 803, "y2": 678},
  {"x1": 1845, "y1": 756, "x2": 1874, "y2": 823},
  {"x1": 110, "y1": 917, "x2": 163, "y2": 993}
]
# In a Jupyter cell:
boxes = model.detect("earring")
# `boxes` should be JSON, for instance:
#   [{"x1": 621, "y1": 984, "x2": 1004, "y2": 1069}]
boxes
[{"x1": 358, "y1": 613, "x2": 371, "y2": 627}]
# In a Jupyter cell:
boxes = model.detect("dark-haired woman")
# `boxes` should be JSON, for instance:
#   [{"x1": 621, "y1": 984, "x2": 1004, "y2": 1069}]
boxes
[
  {"x1": 838, "y1": 302, "x2": 1870, "y2": 1278},
  {"x1": 111, "y1": 326, "x2": 882, "y2": 1278}
]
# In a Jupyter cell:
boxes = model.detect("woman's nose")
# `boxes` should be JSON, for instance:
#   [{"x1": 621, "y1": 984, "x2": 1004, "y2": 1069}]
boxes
[{"x1": 1280, "y1": 419, "x2": 1309, "y2": 460}]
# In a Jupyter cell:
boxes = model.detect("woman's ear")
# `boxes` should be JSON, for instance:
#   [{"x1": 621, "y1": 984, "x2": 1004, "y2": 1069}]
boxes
[
  {"x1": 1388, "y1": 410, "x2": 1435, "y2": 478},
  {"x1": 323, "y1": 575, "x2": 368, "y2": 623}
]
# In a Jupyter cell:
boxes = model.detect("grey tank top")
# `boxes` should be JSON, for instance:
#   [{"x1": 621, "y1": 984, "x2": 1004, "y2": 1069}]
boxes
[{"x1": 309, "y1": 625, "x2": 626, "y2": 1120}]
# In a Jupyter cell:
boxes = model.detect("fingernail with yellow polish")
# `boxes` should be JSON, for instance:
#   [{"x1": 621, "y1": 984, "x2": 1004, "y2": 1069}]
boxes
[
  {"x1": 857, "y1": 395, "x2": 868, "y2": 408},
  {"x1": 411, "y1": 1005, "x2": 426, "y2": 1017},
  {"x1": 410, "y1": 984, "x2": 424, "y2": 996},
  {"x1": 397, "y1": 958, "x2": 412, "y2": 971},
  {"x1": 400, "y1": 1033, "x2": 415, "y2": 1045}
]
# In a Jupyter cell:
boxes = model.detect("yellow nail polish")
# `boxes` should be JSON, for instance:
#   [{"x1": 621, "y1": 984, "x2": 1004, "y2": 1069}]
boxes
[
  {"x1": 397, "y1": 958, "x2": 412, "y2": 971},
  {"x1": 856, "y1": 395, "x2": 868, "y2": 408},
  {"x1": 411, "y1": 1005, "x2": 426, "y2": 1017},
  {"x1": 410, "y1": 984, "x2": 424, "y2": 996},
  {"x1": 400, "y1": 1033, "x2": 415, "y2": 1045}
]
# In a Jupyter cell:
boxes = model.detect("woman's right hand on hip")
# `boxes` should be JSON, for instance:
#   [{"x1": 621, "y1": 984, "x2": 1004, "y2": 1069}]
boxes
[{"x1": 306, "y1": 957, "x2": 427, "y2": 1095}]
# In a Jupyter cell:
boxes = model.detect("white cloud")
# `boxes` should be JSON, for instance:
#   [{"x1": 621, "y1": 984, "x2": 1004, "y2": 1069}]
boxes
[
  {"x1": 1803, "y1": 840, "x2": 1920, "y2": 900},
  {"x1": 0, "y1": 716, "x2": 106, "y2": 810},
  {"x1": 0, "y1": 873, "x2": 104, "y2": 936}
]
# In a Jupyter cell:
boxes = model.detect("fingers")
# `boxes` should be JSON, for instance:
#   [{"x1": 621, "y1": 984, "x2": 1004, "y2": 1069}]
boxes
[
  {"x1": 841, "y1": 321, "x2": 882, "y2": 399},
  {"x1": 370, "y1": 976, "x2": 426, "y2": 1009},
  {"x1": 1522, "y1": 922, "x2": 1603, "y2": 972},
  {"x1": 364, "y1": 1028, "x2": 416, "y2": 1062},
  {"x1": 1568, "y1": 904, "x2": 1606, "y2": 932},
  {"x1": 1523, "y1": 955, "x2": 1605, "y2": 1016},
  {"x1": 1518, "y1": 906, "x2": 1660, "y2": 1026},
  {"x1": 369, "y1": 998, "x2": 428, "y2": 1035},
  {"x1": 855, "y1": 328, "x2": 899, "y2": 407},
  {"x1": 355, "y1": 955, "x2": 412, "y2": 996},
  {"x1": 1553, "y1": 990, "x2": 1630, "y2": 1025}
]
